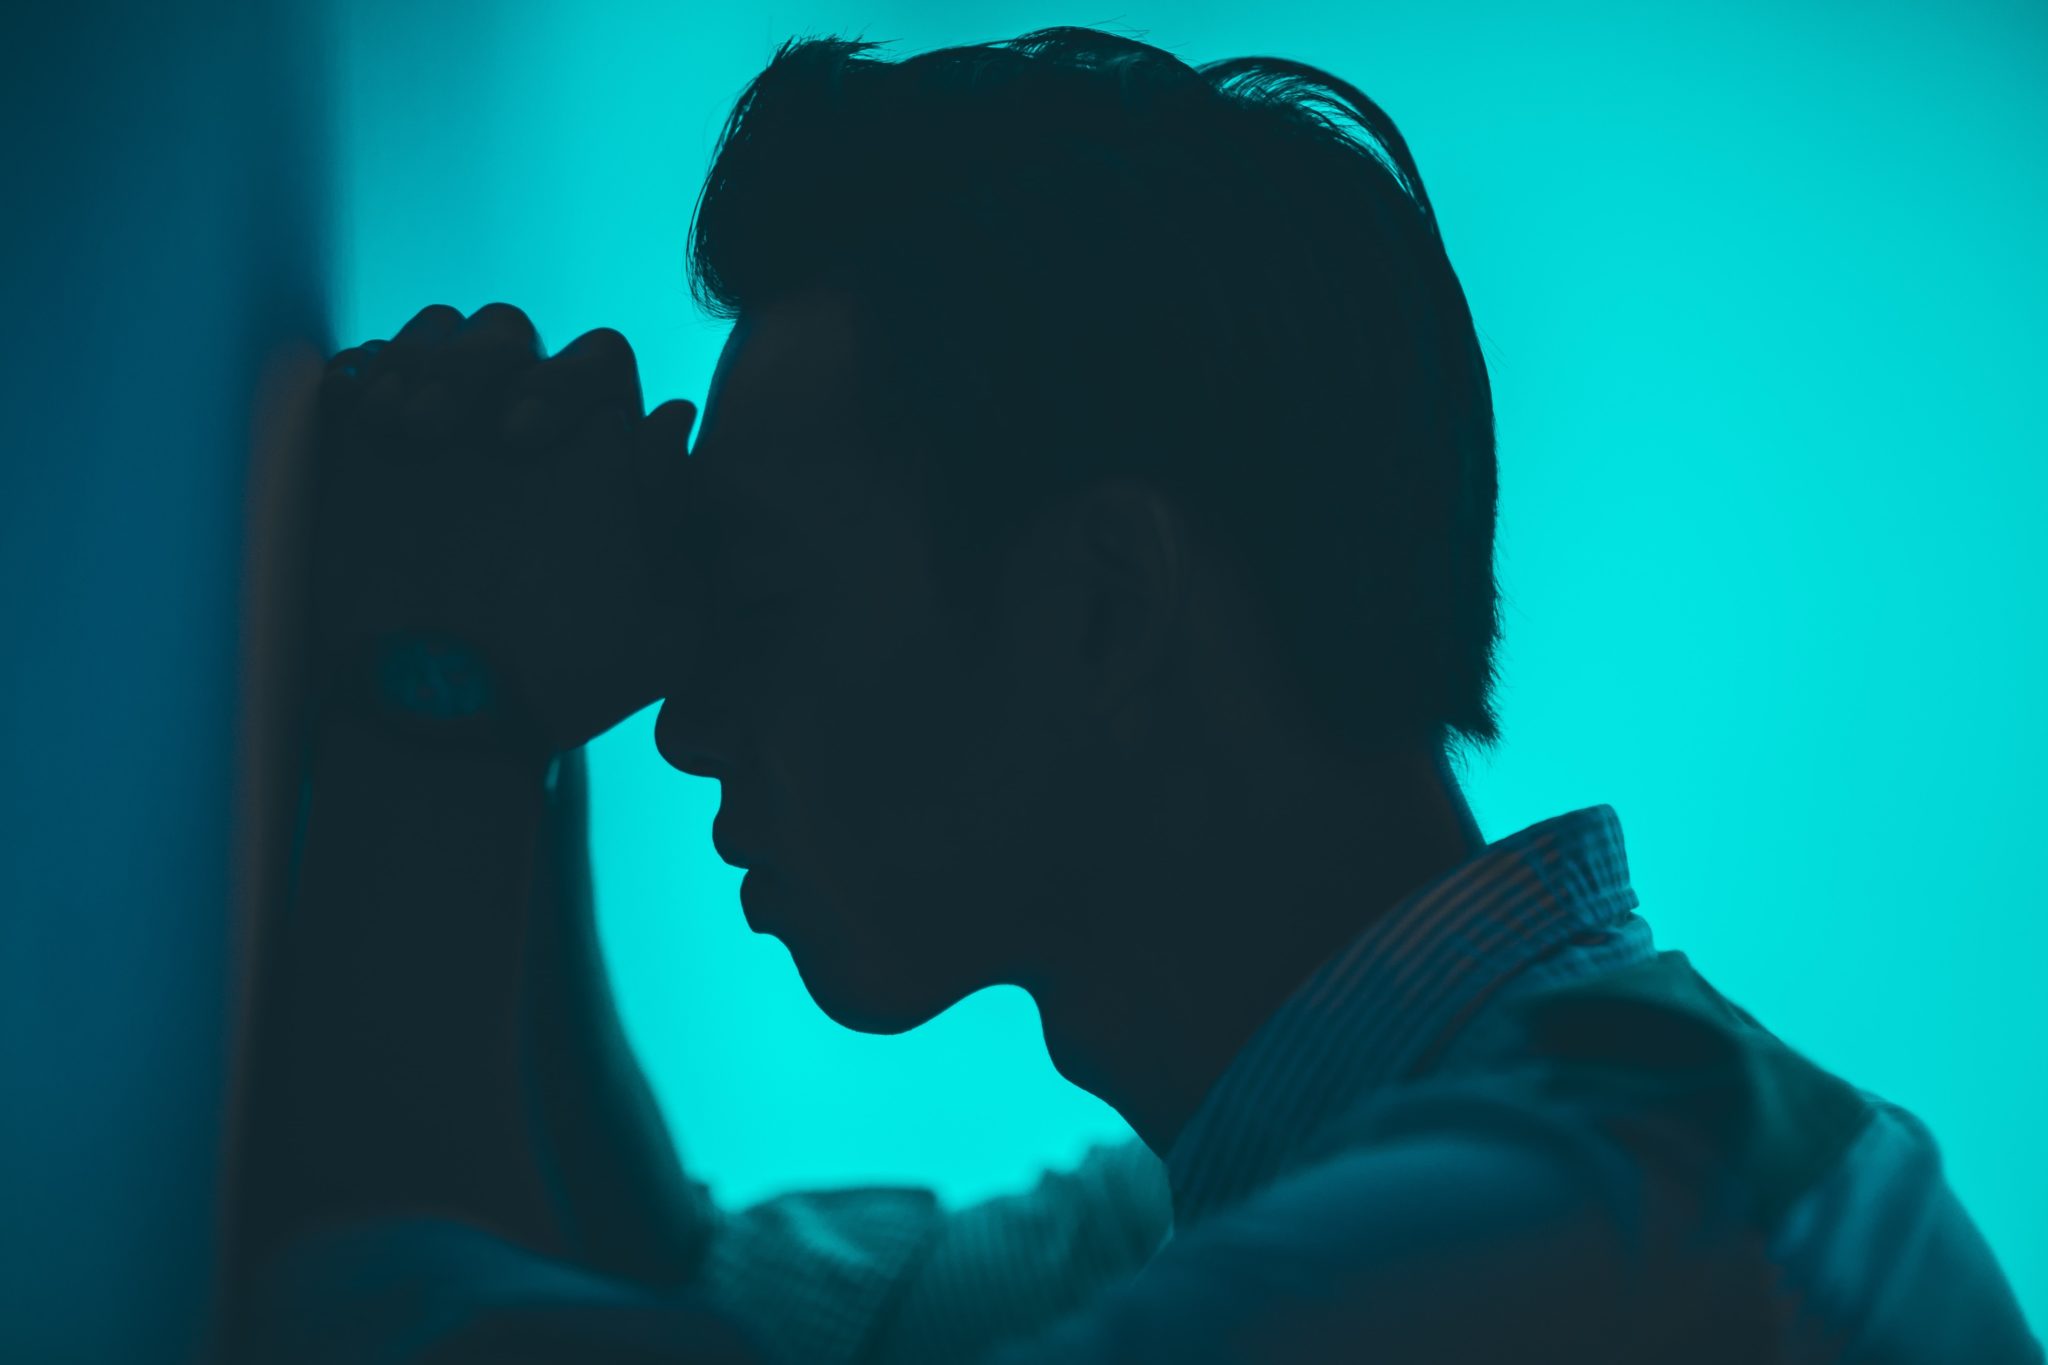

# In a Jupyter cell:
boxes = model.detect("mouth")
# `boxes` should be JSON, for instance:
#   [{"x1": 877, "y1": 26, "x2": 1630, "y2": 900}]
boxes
[
  {"x1": 739, "y1": 868, "x2": 773, "y2": 929},
  {"x1": 712, "y1": 821, "x2": 770, "y2": 872}
]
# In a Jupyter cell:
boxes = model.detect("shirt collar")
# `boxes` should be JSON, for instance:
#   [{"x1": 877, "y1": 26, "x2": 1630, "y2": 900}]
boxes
[{"x1": 1161, "y1": 803, "x2": 1651, "y2": 1232}]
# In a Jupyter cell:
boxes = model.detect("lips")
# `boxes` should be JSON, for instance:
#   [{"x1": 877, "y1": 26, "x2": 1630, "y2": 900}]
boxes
[
  {"x1": 739, "y1": 868, "x2": 773, "y2": 929},
  {"x1": 712, "y1": 818, "x2": 769, "y2": 871}
]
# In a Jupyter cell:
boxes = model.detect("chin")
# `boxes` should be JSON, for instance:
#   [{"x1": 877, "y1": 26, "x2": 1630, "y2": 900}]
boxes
[{"x1": 785, "y1": 941, "x2": 959, "y2": 1036}]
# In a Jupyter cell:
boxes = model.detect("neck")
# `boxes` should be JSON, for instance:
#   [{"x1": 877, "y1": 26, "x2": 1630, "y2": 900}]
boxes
[{"x1": 1027, "y1": 744, "x2": 1485, "y2": 1157}]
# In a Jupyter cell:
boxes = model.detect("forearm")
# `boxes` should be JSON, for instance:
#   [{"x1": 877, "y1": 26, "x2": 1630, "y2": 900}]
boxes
[
  {"x1": 522, "y1": 745, "x2": 720, "y2": 1288},
  {"x1": 237, "y1": 711, "x2": 566, "y2": 1271}
]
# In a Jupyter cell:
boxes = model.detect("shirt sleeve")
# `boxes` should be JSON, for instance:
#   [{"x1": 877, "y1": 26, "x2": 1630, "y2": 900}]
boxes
[
  {"x1": 242, "y1": 1138, "x2": 1171, "y2": 1365},
  {"x1": 243, "y1": 1187, "x2": 941, "y2": 1365},
  {"x1": 695, "y1": 1136, "x2": 1170, "y2": 1365},
  {"x1": 972, "y1": 1091, "x2": 1774, "y2": 1365},
  {"x1": 857, "y1": 1138, "x2": 1172, "y2": 1365}
]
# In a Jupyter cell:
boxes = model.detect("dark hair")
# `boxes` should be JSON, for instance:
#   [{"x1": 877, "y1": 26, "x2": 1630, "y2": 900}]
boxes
[{"x1": 687, "y1": 25, "x2": 1504, "y2": 762}]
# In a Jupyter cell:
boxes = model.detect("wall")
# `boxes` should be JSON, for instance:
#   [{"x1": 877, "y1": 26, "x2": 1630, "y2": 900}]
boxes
[{"x1": 0, "y1": 3, "x2": 331, "y2": 1361}]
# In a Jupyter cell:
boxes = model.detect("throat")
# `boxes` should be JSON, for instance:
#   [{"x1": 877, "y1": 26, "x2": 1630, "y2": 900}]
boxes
[{"x1": 1027, "y1": 748, "x2": 1486, "y2": 1157}]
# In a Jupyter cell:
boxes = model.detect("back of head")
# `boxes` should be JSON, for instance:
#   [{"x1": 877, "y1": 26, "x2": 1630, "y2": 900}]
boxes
[{"x1": 688, "y1": 26, "x2": 1505, "y2": 765}]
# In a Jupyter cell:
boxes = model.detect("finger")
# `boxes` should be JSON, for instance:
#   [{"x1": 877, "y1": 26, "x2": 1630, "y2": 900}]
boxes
[
  {"x1": 416, "y1": 321, "x2": 535, "y2": 456},
  {"x1": 424, "y1": 302, "x2": 546, "y2": 393},
  {"x1": 543, "y1": 403, "x2": 639, "y2": 493},
  {"x1": 359, "y1": 305, "x2": 464, "y2": 389},
  {"x1": 319, "y1": 340, "x2": 386, "y2": 417},
  {"x1": 397, "y1": 303, "x2": 465, "y2": 345},
  {"x1": 357, "y1": 368, "x2": 414, "y2": 444},
  {"x1": 499, "y1": 390, "x2": 578, "y2": 457},
  {"x1": 361, "y1": 317, "x2": 456, "y2": 451},
  {"x1": 400, "y1": 377, "x2": 467, "y2": 450},
  {"x1": 343, "y1": 307, "x2": 464, "y2": 438},
  {"x1": 354, "y1": 304, "x2": 543, "y2": 454},
  {"x1": 499, "y1": 329, "x2": 647, "y2": 459},
  {"x1": 517, "y1": 327, "x2": 644, "y2": 418},
  {"x1": 567, "y1": 401, "x2": 637, "y2": 461},
  {"x1": 324, "y1": 339, "x2": 386, "y2": 379},
  {"x1": 632, "y1": 402, "x2": 707, "y2": 617},
  {"x1": 632, "y1": 399, "x2": 698, "y2": 498}
]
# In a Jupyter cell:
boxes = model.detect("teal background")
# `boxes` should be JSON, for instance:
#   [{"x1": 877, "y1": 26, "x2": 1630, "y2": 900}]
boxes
[{"x1": 329, "y1": 0, "x2": 2047, "y2": 1327}]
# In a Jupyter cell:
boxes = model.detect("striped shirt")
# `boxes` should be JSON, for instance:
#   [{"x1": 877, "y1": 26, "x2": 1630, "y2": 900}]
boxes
[
  {"x1": 838, "y1": 802, "x2": 1659, "y2": 1363},
  {"x1": 251, "y1": 804, "x2": 2044, "y2": 1363},
  {"x1": 722, "y1": 802, "x2": 2038, "y2": 1363},
  {"x1": 1158, "y1": 801, "x2": 1652, "y2": 1236}
]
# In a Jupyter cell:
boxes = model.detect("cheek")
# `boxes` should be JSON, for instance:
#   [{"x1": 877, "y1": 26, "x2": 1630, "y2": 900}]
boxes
[{"x1": 772, "y1": 596, "x2": 981, "y2": 891}]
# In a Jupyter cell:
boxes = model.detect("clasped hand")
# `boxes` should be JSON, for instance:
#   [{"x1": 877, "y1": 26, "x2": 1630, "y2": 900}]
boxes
[{"x1": 314, "y1": 303, "x2": 704, "y2": 758}]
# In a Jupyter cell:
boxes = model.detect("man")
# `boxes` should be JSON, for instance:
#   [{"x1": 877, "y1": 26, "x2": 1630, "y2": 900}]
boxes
[{"x1": 231, "y1": 26, "x2": 2042, "y2": 1365}]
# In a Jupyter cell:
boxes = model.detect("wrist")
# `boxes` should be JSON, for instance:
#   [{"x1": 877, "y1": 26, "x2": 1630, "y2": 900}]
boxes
[
  {"x1": 312, "y1": 706, "x2": 556, "y2": 792},
  {"x1": 318, "y1": 631, "x2": 554, "y2": 773}
]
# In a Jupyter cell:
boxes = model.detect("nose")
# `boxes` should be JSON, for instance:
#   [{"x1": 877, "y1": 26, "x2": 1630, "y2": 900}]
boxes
[{"x1": 653, "y1": 694, "x2": 733, "y2": 781}]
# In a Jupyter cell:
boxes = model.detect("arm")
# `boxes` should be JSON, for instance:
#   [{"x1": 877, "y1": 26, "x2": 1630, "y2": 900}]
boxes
[
  {"x1": 232, "y1": 304, "x2": 1168, "y2": 1365},
  {"x1": 233, "y1": 724, "x2": 717, "y2": 1278},
  {"x1": 229, "y1": 303, "x2": 750, "y2": 1361},
  {"x1": 853, "y1": 1137, "x2": 1171, "y2": 1365},
  {"x1": 233, "y1": 712, "x2": 564, "y2": 1277},
  {"x1": 974, "y1": 1132, "x2": 1642, "y2": 1365},
  {"x1": 968, "y1": 1085, "x2": 1801, "y2": 1365},
  {"x1": 521, "y1": 742, "x2": 720, "y2": 1288},
  {"x1": 228, "y1": 714, "x2": 764, "y2": 1365}
]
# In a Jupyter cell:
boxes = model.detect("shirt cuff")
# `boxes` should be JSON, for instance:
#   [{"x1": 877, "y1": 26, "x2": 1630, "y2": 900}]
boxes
[{"x1": 695, "y1": 1185, "x2": 946, "y2": 1365}]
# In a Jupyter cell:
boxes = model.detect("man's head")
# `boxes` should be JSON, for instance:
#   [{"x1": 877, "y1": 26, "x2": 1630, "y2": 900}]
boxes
[{"x1": 653, "y1": 28, "x2": 1502, "y2": 1036}]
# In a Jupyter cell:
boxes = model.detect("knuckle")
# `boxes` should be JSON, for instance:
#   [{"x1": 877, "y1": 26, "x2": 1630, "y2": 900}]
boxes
[
  {"x1": 446, "y1": 305, "x2": 544, "y2": 380},
  {"x1": 409, "y1": 303, "x2": 463, "y2": 329},
  {"x1": 325, "y1": 338, "x2": 385, "y2": 374},
  {"x1": 564, "y1": 326, "x2": 636, "y2": 371},
  {"x1": 466, "y1": 302, "x2": 540, "y2": 340},
  {"x1": 395, "y1": 305, "x2": 462, "y2": 346},
  {"x1": 521, "y1": 330, "x2": 640, "y2": 410}
]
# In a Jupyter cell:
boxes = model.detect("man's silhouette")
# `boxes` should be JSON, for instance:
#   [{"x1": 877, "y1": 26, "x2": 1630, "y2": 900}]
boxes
[{"x1": 230, "y1": 26, "x2": 2043, "y2": 1365}]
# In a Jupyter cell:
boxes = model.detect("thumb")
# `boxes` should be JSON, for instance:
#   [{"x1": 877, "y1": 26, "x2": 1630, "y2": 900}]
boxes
[{"x1": 633, "y1": 398, "x2": 698, "y2": 497}]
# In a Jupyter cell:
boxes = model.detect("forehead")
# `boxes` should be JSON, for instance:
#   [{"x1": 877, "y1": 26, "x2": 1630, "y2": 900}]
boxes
[{"x1": 690, "y1": 287, "x2": 873, "y2": 518}]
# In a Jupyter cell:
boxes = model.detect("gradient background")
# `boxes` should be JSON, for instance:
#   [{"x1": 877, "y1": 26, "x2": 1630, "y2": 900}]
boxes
[
  {"x1": 326, "y1": 0, "x2": 2048, "y2": 1327},
  {"x1": 11, "y1": 3, "x2": 2036, "y2": 1360}
]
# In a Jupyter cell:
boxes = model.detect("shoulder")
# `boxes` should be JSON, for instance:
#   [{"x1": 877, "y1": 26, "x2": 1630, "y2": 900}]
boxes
[
  {"x1": 1052, "y1": 1081, "x2": 1785, "y2": 1365},
  {"x1": 1420, "y1": 951, "x2": 1880, "y2": 1228},
  {"x1": 983, "y1": 1102, "x2": 1705, "y2": 1365}
]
